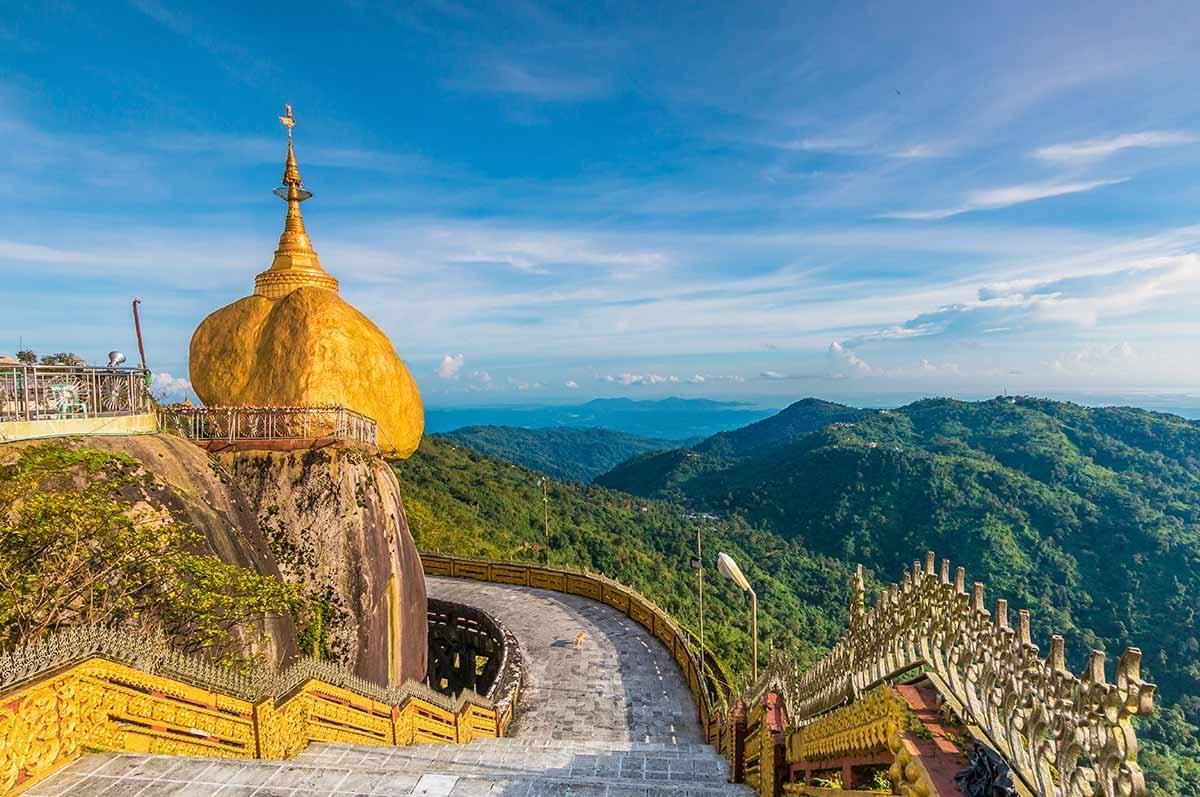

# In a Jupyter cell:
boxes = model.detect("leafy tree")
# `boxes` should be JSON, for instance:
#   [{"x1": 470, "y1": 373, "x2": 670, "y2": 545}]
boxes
[
  {"x1": 38, "y1": 352, "x2": 85, "y2": 366},
  {"x1": 15, "y1": 349, "x2": 36, "y2": 364},
  {"x1": 0, "y1": 445, "x2": 299, "y2": 661}
]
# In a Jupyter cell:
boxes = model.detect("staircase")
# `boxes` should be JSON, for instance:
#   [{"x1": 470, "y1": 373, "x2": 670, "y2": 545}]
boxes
[
  {"x1": 29, "y1": 577, "x2": 750, "y2": 795},
  {"x1": 42, "y1": 739, "x2": 750, "y2": 795}
]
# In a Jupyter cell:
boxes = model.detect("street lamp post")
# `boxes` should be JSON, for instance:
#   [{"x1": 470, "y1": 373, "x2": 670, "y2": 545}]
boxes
[
  {"x1": 537, "y1": 477, "x2": 551, "y2": 563},
  {"x1": 717, "y1": 551, "x2": 758, "y2": 681}
]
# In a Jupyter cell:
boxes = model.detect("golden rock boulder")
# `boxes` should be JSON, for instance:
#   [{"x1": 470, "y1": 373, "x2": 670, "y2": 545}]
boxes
[{"x1": 189, "y1": 109, "x2": 423, "y2": 457}]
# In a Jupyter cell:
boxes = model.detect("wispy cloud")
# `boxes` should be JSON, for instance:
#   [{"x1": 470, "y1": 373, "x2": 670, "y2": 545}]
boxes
[
  {"x1": 1049, "y1": 341, "x2": 1136, "y2": 375},
  {"x1": 1034, "y1": 131, "x2": 1196, "y2": 162},
  {"x1": 840, "y1": 253, "x2": 1200, "y2": 347},
  {"x1": 883, "y1": 179, "x2": 1127, "y2": 220},
  {"x1": 458, "y1": 59, "x2": 612, "y2": 102},
  {"x1": 784, "y1": 137, "x2": 945, "y2": 160}
]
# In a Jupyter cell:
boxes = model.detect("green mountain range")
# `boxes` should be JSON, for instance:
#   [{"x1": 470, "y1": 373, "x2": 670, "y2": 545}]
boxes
[
  {"x1": 397, "y1": 396, "x2": 1200, "y2": 795},
  {"x1": 437, "y1": 426, "x2": 681, "y2": 482}
]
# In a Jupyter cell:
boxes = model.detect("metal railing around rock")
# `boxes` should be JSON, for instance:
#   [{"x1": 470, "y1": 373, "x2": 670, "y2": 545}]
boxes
[
  {"x1": 0, "y1": 623, "x2": 503, "y2": 795},
  {"x1": 158, "y1": 404, "x2": 378, "y2": 451},
  {"x1": 719, "y1": 551, "x2": 1157, "y2": 797},
  {"x1": 0, "y1": 364, "x2": 152, "y2": 422}
]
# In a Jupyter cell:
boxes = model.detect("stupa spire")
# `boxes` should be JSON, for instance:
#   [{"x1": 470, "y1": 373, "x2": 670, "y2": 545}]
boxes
[{"x1": 254, "y1": 104, "x2": 339, "y2": 299}]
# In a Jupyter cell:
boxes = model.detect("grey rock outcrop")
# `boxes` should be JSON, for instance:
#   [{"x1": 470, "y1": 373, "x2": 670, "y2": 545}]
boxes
[{"x1": 222, "y1": 447, "x2": 427, "y2": 685}]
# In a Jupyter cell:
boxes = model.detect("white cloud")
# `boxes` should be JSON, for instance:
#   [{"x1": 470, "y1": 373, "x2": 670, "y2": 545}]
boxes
[
  {"x1": 437, "y1": 353, "x2": 465, "y2": 380},
  {"x1": 564, "y1": 380, "x2": 579, "y2": 389},
  {"x1": 891, "y1": 144, "x2": 945, "y2": 159},
  {"x1": 883, "y1": 179, "x2": 1127, "y2": 220},
  {"x1": 603, "y1": 372, "x2": 682, "y2": 386},
  {"x1": 1049, "y1": 341, "x2": 1136, "y2": 375},
  {"x1": 151, "y1": 371, "x2": 191, "y2": 401},
  {"x1": 760, "y1": 370, "x2": 788, "y2": 380},
  {"x1": 458, "y1": 59, "x2": 612, "y2": 102},
  {"x1": 1034, "y1": 131, "x2": 1196, "y2": 162},
  {"x1": 918, "y1": 359, "x2": 961, "y2": 376},
  {"x1": 827, "y1": 341, "x2": 872, "y2": 377}
]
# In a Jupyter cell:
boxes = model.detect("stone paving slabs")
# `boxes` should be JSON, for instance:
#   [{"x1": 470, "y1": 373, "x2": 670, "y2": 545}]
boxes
[{"x1": 425, "y1": 576, "x2": 702, "y2": 745}]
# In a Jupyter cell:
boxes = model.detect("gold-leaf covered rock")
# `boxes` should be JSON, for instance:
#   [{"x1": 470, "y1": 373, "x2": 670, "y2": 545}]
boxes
[{"x1": 189, "y1": 106, "x2": 423, "y2": 457}]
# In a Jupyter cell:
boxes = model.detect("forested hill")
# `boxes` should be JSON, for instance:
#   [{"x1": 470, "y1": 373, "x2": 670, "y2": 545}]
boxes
[
  {"x1": 398, "y1": 399, "x2": 1198, "y2": 793},
  {"x1": 391, "y1": 435, "x2": 858, "y2": 682},
  {"x1": 598, "y1": 398, "x2": 868, "y2": 494},
  {"x1": 437, "y1": 426, "x2": 679, "y2": 482},
  {"x1": 598, "y1": 396, "x2": 1200, "y2": 793}
]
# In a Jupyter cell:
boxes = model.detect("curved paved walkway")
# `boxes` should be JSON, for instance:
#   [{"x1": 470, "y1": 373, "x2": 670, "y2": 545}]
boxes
[{"x1": 427, "y1": 577, "x2": 703, "y2": 745}]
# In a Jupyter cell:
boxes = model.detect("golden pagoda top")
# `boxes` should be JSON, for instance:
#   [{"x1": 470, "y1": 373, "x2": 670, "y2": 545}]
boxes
[
  {"x1": 253, "y1": 105, "x2": 339, "y2": 299},
  {"x1": 189, "y1": 104, "x2": 425, "y2": 457}
]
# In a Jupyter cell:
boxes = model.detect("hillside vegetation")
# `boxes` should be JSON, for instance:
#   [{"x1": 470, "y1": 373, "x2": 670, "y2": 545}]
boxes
[
  {"x1": 391, "y1": 436, "x2": 857, "y2": 687},
  {"x1": 438, "y1": 426, "x2": 678, "y2": 482},
  {"x1": 598, "y1": 395, "x2": 1200, "y2": 795}
]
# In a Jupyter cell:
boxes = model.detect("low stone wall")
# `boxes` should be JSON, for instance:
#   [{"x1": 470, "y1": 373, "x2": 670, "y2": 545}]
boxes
[{"x1": 0, "y1": 411, "x2": 158, "y2": 443}]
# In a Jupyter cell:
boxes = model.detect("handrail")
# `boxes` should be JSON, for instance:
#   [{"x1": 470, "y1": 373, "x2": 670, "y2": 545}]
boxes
[
  {"x1": 158, "y1": 404, "x2": 379, "y2": 450},
  {"x1": 0, "y1": 364, "x2": 152, "y2": 422}
]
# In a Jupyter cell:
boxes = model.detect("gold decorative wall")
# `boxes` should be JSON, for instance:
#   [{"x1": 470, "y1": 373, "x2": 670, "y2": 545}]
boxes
[{"x1": 0, "y1": 626, "x2": 503, "y2": 796}]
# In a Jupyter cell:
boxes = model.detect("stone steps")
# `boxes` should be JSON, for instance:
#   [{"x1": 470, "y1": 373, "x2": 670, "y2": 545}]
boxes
[
  {"x1": 32, "y1": 748, "x2": 753, "y2": 796},
  {"x1": 294, "y1": 741, "x2": 734, "y2": 787}
]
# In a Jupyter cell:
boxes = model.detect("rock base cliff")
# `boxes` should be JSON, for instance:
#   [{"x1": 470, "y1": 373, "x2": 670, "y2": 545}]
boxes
[{"x1": 222, "y1": 447, "x2": 427, "y2": 685}]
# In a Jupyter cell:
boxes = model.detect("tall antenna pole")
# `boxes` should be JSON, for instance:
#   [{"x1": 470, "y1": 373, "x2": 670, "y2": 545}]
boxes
[{"x1": 131, "y1": 298, "x2": 148, "y2": 369}]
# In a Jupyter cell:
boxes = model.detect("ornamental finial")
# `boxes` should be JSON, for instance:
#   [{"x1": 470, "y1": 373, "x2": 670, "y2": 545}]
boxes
[
  {"x1": 252, "y1": 104, "x2": 338, "y2": 298},
  {"x1": 279, "y1": 104, "x2": 296, "y2": 140},
  {"x1": 276, "y1": 104, "x2": 305, "y2": 193}
]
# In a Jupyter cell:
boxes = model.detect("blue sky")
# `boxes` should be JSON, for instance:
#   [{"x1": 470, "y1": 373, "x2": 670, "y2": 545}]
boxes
[{"x1": 2, "y1": 1, "x2": 1200, "y2": 406}]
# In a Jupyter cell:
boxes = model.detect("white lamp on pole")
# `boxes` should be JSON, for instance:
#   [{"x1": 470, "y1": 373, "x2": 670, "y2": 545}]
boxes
[{"x1": 717, "y1": 552, "x2": 758, "y2": 680}]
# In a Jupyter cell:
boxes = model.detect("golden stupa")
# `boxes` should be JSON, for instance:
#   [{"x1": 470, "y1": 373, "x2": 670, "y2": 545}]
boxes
[{"x1": 189, "y1": 106, "x2": 424, "y2": 457}]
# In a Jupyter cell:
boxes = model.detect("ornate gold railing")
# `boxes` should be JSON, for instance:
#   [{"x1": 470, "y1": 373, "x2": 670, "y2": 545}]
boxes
[
  {"x1": 0, "y1": 364, "x2": 152, "y2": 422},
  {"x1": 0, "y1": 625, "x2": 504, "y2": 795},
  {"x1": 720, "y1": 551, "x2": 1156, "y2": 797},
  {"x1": 158, "y1": 404, "x2": 378, "y2": 450}
]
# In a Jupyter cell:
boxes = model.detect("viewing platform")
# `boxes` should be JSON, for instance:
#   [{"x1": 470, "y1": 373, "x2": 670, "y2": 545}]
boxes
[
  {"x1": 158, "y1": 404, "x2": 379, "y2": 453},
  {"x1": 0, "y1": 364, "x2": 156, "y2": 442}
]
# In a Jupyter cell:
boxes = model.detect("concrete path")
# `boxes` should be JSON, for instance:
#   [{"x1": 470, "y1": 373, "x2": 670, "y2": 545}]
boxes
[{"x1": 426, "y1": 577, "x2": 703, "y2": 745}]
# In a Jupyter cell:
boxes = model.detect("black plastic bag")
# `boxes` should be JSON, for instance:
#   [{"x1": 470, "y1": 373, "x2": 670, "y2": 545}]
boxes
[{"x1": 954, "y1": 743, "x2": 1018, "y2": 797}]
